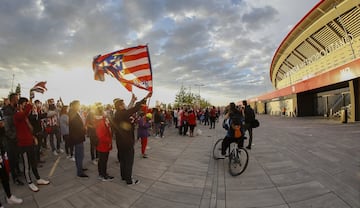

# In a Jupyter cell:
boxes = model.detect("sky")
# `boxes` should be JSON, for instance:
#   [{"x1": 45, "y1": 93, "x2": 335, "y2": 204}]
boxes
[{"x1": 0, "y1": 0, "x2": 320, "y2": 107}]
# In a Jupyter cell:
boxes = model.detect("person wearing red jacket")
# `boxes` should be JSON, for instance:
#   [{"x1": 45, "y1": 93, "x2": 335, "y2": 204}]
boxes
[
  {"x1": 181, "y1": 109, "x2": 189, "y2": 136},
  {"x1": 188, "y1": 109, "x2": 197, "y2": 137},
  {"x1": 14, "y1": 97, "x2": 50, "y2": 192},
  {"x1": 94, "y1": 105, "x2": 114, "y2": 181}
]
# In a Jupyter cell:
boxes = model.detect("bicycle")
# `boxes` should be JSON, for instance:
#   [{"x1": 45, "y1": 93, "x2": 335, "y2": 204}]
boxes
[{"x1": 213, "y1": 137, "x2": 249, "y2": 176}]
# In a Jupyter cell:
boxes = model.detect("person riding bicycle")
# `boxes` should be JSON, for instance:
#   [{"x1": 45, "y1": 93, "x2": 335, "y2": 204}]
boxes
[{"x1": 221, "y1": 102, "x2": 245, "y2": 156}]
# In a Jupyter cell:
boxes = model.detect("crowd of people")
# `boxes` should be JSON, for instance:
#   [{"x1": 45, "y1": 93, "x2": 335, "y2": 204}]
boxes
[{"x1": 0, "y1": 90, "x2": 256, "y2": 207}]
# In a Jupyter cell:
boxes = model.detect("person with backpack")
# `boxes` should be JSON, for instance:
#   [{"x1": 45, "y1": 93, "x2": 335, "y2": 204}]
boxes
[
  {"x1": 221, "y1": 102, "x2": 245, "y2": 156},
  {"x1": 242, "y1": 100, "x2": 255, "y2": 150},
  {"x1": 209, "y1": 106, "x2": 217, "y2": 129}
]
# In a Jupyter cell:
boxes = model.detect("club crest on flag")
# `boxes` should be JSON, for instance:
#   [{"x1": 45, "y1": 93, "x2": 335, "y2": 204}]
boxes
[{"x1": 92, "y1": 45, "x2": 153, "y2": 92}]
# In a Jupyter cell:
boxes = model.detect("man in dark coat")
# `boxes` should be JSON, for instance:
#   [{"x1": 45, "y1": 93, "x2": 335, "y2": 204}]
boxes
[
  {"x1": 69, "y1": 100, "x2": 88, "y2": 178},
  {"x1": 242, "y1": 100, "x2": 255, "y2": 150},
  {"x1": 2, "y1": 93, "x2": 24, "y2": 185},
  {"x1": 113, "y1": 92, "x2": 152, "y2": 185}
]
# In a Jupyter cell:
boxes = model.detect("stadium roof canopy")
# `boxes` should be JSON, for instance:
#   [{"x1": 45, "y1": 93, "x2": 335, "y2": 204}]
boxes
[{"x1": 270, "y1": 0, "x2": 360, "y2": 88}]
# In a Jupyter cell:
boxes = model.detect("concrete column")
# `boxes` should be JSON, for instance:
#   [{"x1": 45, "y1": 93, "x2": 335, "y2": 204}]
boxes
[{"x1": 349, "y1": 79, "x2": 356, "y2": 122}]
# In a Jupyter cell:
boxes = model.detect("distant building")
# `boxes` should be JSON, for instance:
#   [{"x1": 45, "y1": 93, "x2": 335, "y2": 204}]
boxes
[{"x1": 249, "y1": 0, "x2": 360, "y2": 122}]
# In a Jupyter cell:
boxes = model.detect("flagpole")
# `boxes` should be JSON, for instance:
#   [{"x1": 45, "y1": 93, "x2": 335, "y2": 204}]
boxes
[
  {"x1": 145, "y1": 44, "x2": 153, "y2": 108},
  {"x1": 146, "y1": 44, "x2": 153, "y2": 90}
]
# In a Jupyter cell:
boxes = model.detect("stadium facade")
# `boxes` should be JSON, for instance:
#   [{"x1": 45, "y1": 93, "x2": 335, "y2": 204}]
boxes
[{"x1": 249, "y1": 0, "x2": 360, "y2": 122}]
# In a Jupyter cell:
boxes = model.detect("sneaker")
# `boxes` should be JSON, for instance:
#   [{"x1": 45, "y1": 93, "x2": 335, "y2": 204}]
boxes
[
  {"x1": 58, "y1": 148, "x2": 64, "y2": 153},
  {"x1": 98, "y1": 175, "x2": 105, "y2": 180},
  {"x1": 28, "y1": 183, "x2": 39, "y2": 192},
  {"x1": 37, "y1": 178, "x2": 50, "y2": 185},
  {"x1": 6, "y1": 195, "x2": 23, "y2": 204},
  {"x1": 77, "y1": 173, "x2": 89, "y2": 178},
  {"x1": 66, "y1": 155, "x2": 71, "y2": 159},
  {"x1": 92, "y1": 159, "x2": 98, "y2": 165},
  {"x1": 53, "y1": 151, "x2": 58, "y2": 156},
  {"x1": 14, "y1": 178, "x2": 24, "y2": 186},
  {"x1": 142, "y1": 154, "x2": 148, "y2": 158},
  {"x1": 217, "y1": 155, "x2": 225, "y2": 159},
  {"x1": 70, "y1": 156, "x2": 75, "y2": 161},
  {"x1": 126, "y1": 179, "x2": 140, "y2": 185},
  {"x1": 103, "y1": 175, "x2": 114, "y2": 181}
]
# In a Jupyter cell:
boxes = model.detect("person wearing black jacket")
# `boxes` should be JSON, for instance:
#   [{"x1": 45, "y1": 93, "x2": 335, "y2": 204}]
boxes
[
  {"x1": 221, "y1": 102, "x2": 245, "y2": 156},
  {"x1": 28, "y1": 100, "x2": 47, "y2": 166},
  {"x1": 242, "y1": 100, "x2": 255, "y2": 150},
  {"x1": 0, "y1": 115, "x2": 23, "y2": 205},
  {"x1": 69, "y1": 100, "x2": 88, "y2": 178},
  {"x1": 113, "y1": 92, "x2": 152, "y2": 185},
  {"x1": 2, "y1": 93, "x2": 24, "y2": 185}
]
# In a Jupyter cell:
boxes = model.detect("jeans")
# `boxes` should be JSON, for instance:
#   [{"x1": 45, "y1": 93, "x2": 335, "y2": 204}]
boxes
[
  {"x1": 221, "y1": 136, "x2": 244, "y2": 155},
  {"x1": 210, "y1": 117, "x2": 216, "y2": 128},
  {"x1": 154, "y1": 123, "x2": 161, "y2": 136},
  {"x1": 74, "y1": 142, "x2": 84, "y2": 176},
  {"x1": 47, "y1": 127, "x2": 61, "y2": 152}
]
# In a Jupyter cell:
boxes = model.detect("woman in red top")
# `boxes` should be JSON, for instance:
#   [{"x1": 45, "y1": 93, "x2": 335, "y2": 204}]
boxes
[
  {"x1": 188, "y1": 109, "x2": 197, "y2": 137},
  {"x1": 94, "y1": 105, "x2": 113, "y2": 181}
]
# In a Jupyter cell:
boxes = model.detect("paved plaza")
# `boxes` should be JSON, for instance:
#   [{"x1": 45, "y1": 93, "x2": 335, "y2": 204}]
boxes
[{"x1": 3, "y1": 115, "x2": 360, "y2": 208}]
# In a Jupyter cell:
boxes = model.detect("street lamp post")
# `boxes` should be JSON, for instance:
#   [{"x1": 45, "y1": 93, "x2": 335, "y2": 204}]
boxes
[{"x1": 194, "y1": 84, "x2": 204, "y2": 108}]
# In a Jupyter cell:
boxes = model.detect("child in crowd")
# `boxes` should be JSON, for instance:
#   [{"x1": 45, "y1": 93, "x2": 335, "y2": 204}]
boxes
[{"x1": 137, "y1": 112, "x2": 152, "y2": 158}]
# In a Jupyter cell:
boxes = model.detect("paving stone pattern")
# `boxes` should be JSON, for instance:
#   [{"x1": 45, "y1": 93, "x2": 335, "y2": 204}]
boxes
[{"x1": 3, "y1": 115, "x2": 359, "y2": 208}]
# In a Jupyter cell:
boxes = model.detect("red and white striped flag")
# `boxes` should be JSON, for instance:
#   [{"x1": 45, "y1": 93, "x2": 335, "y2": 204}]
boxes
[
  {"x1": 92, "y1": 45, "x2": 153, "y2": 92},
  {"x1": 30, "y1": 81, "x2": 47, "y2": 94}
]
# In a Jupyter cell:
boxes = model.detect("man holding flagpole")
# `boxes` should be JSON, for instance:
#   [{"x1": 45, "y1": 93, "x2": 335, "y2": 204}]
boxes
[
  {"x1": 92, "y1": 45, "x2": 153, "y2": 184},
  {"x1": 113, "y1": 92, "x2": 152, "y2": 185}
]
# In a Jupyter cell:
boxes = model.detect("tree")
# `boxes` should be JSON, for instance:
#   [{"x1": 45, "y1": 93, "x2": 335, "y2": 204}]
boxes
[
  {"x1": 174, "y1": 85, "x2": 188, "y2": 106},
  {"x1": 174, "y1": 85, "x2": 211, "y2": 108}
]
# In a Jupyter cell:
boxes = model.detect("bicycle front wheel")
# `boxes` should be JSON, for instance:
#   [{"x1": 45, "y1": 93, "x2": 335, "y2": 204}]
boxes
[
  {"x1": 228, "y1": 147, "x2": 249, "y2": 176},
  {"x1": 213, "y1": 138, "x2": 224, "y2": 160}
]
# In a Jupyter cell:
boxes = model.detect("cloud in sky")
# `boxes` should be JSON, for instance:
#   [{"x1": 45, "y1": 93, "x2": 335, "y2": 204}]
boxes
[{"x1": 0, "y1": 0, "x2": 319, "y2": 106}]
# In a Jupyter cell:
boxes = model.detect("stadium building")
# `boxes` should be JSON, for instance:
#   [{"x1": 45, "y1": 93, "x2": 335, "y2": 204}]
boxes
[{"x1": 249, "y1": 0, "x2": 360, "y2": 122}]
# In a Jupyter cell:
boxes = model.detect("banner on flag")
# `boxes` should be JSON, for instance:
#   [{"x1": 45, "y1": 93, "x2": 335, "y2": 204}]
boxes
[
  {"x1": 30, "y1": 81, "x2": 47, "y2": 94},
  {"x1": 92, "y1": 45, "x2": 153, "y2": 92}
]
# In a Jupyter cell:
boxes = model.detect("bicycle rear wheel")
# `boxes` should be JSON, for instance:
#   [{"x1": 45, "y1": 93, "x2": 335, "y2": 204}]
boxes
[
  {"x1": 213, "y1": 138, "x2": 224, "y2": 160},
  {"x1": 228, "y1": 147, "x2": 249, "y2": 176}
]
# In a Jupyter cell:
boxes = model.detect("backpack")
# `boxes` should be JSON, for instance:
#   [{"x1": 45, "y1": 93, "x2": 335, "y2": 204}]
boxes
[
  {"x1": 232, "y1": 124, "x2": 242, "y2": 138},
  {"x1": 229, "y1": 111, "x2": 243, "y2": 139}
]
